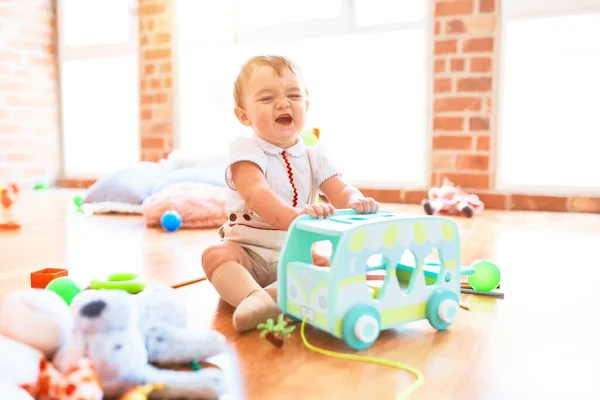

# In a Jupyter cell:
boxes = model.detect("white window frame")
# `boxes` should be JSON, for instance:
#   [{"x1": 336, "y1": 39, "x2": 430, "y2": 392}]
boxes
[
  {"x1": 172, "y1": 0, "x2": 433, "y2": 189},
  {"x1": 495, "y1": 0, "x2": 600, "y2": 195},
  {"x1": 56, "y1": 0, "x2": 140, "y2": 179}
]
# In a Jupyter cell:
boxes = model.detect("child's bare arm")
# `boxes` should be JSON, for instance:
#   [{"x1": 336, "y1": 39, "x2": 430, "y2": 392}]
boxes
[
  {"x1": 231, "y1": 161, "x2": 301, "y2": 230},
  {"x1": 320, "y1": 175, "x2": 379, "y2": 214},
  {"x1": 319, "y1": 175, "x2": 362, "y2": 208}
]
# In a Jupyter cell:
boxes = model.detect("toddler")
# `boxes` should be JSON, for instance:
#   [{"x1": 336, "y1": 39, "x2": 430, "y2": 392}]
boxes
[{"x1": 201, "y1": 55, "x2": 379, "y2": 332}]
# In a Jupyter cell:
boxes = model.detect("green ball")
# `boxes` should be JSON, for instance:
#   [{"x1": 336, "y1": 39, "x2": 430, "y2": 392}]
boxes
[
  {"x1": 45, "y1": 277, "x2": 82, "y2": 305},
  {"x1": 467, "y1": 259, "x2": 501, "y2": 292},
  {"x1": 73, "y1": 195, "x2": 83, "y2": 207}
]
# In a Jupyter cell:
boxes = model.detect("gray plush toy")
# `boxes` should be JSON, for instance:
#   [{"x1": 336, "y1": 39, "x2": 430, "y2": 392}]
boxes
[{"x1": 53, "y1": 283, "x2": 228, "y2": 399}]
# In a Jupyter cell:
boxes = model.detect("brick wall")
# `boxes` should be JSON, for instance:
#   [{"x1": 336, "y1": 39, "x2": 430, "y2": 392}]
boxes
[
  {"x1": 0, "y1": 1, "x2": 60, "y2": 187},
  {"x1": 432, "y1": 0, "x2": 496, "y2": 191},
  {"x1": 138, "y1": 0, "x2": 174, "y2": 162}
]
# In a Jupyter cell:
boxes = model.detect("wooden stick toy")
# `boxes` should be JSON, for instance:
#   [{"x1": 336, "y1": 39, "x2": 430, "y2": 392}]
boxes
[{"x1": 460, "y1": 288, "x2": 505, "y2": 298}]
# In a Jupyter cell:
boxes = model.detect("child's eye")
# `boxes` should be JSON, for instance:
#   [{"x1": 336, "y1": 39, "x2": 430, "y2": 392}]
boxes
[
  {"x1": 259, "y1": 96, "x2": 273, "y2": 102},
  {"x1": 288, "y1": 94, "x2": 302, "y2": 99}
]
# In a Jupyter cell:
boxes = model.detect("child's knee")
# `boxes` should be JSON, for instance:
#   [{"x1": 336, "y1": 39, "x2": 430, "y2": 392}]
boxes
[
  {"x1": 201, "y1": 243, "x2": 242, "y2": 280},
  {"x1": 201, "y1": 245, "x2": 227, "y2": 279}
]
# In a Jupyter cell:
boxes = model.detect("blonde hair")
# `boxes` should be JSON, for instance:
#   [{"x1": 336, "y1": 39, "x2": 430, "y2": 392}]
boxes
[{"x1": 233, "y1": 54, "x2": 307, "y2": 109}]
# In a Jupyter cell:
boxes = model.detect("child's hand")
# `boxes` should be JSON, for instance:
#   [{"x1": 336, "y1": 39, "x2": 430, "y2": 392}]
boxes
[
  {"x1": 301, "y1": 203, "x2": 336, "y2": 219},
  {"x1": 348, "y1": 197, "x2": 379, "y2": 214}
]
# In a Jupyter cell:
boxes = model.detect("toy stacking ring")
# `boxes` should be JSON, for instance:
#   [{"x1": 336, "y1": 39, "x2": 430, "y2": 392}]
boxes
[{"x1": 90, "y1": 272, "x2": 146, "y2": 294}]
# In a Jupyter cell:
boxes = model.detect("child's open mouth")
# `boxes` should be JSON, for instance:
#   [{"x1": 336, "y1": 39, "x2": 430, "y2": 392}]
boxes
[{"x1": 275, "y1": 114, "x2": 293, "y2": 126}]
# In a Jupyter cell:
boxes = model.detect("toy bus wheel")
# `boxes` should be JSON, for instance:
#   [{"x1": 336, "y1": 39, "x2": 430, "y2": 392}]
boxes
[
  {"x1": 426, "y1": 288, "x2": 460, "y2": 331},
  {"x1": 342, "y1": 304, "x2": 381, "y2": 350}
]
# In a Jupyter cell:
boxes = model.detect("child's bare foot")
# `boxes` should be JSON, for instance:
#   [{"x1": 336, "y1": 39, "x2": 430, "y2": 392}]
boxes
[
  {"x1": 311, "y1": 251, "x2": 330, "y2": 267},
  {"x1": 232, "y1": 289, "x2": 280, "y2": 332}
]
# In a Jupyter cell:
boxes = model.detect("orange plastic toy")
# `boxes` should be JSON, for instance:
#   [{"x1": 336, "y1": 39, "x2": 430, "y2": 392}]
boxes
[
  {"x1": 30, "y1": 268, "x2": 69, "y2": 289},
  {"x1": 0, "y1": 182, "x2": 22, "y2": 230}
]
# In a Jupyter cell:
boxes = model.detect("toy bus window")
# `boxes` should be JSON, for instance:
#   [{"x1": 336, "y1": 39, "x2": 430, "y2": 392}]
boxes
[
  {"x1": 365, "y1": 253, "x2": 392, "y2": 300},
  {"x1": 396, "y1": 250, "x2": 417, "y2": 292},
  {"x1": 423, "y1": 248, "x2": 443, "y2": 286},
  {"x1": 311, "y1": 240, "x2": 332, "y2": 268}
]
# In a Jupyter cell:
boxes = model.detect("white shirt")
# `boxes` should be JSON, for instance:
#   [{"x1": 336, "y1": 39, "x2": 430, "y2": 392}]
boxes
[{"x1": 224, "y1": 134, "x2": 340, "y2": 215}]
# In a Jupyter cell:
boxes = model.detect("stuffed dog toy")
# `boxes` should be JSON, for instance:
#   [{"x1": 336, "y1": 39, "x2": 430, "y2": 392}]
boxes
[{"x1": 54, "y1": 283, "x2": 228, "y2": 399}]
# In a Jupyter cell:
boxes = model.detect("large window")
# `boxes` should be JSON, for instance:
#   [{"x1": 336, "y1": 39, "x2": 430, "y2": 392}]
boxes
[
  {"x1": 175, "y1": 0, "x2": 430, "y2": 188},
  {"x1": 497, "y1": 0, "x2": 600, "y2": 194},
  {"x1": 58, "y1": 0, "x2": 139, "y2": 177}
]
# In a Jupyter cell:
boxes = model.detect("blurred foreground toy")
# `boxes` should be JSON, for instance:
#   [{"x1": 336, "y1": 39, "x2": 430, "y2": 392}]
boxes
[
  {"x1": 0, "y1": 288, "x2": 103, "y2": 400},
  {"x1": 1, "y1": 286, "x2": 229, "y2": 400},
  {"x1": 0, "y1": 182, "x2": 22, "y2": 230},
  {"x1": 119, "y1": 383, "x2": 165, "y2": 400},
  {"x1": 54, "y1": 284, "x2": 228, "y2": 399},
  {"x1": 422, "y1": 178, "x2": 484, "y2": 217}
]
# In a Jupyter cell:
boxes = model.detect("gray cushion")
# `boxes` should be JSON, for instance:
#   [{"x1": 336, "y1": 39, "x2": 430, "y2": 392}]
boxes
[
  {"x1": 151, "y1": 166, "x2": 226, "y2": 194},
  {"x1": 84, "y1": 162, "x2": 167, "y2": 204}
]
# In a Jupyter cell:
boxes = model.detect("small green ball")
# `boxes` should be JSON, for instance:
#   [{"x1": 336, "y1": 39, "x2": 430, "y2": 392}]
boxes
[
  {"x1": 73, "y1": 195, "x2": 83, "y2": 207},
  {"x1": 467, "y1": 259, "x2": 501, "y2": 292},
  {"x1": 45, "y1": 277, "x2": 83, "y2": 305}
]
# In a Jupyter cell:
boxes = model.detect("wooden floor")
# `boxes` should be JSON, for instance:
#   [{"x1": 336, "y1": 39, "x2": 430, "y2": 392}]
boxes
[{"x1": 2, "y1": 189, "x2": 600, "y2": 399}]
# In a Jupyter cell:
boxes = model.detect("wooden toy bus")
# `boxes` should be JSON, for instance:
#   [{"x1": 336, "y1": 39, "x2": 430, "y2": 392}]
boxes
[{"x1": 277, "y1": 209, "x2": 471, "y2": 350}]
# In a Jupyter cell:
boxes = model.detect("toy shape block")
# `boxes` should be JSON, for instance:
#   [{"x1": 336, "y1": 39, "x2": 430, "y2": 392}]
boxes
[{"x1": 30, "y1": 268, "x2": 68, "y2": 289}]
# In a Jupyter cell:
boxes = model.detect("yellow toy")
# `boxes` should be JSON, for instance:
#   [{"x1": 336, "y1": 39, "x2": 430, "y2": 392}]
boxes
[{"x1": 119, "y1": 383, "x2": 164, "y2": 400}]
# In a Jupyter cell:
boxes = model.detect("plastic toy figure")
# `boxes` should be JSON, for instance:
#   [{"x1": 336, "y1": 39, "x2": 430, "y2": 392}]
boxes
[
  {"x1": 0, "y1": 182, "x2": 21, "y2": 230},
  {"x1": 421, "y1": 178, "x2": 484, "y2": 218},
  {"x1": 257, "y1": 314, "x2": 296, "y2": 348}
]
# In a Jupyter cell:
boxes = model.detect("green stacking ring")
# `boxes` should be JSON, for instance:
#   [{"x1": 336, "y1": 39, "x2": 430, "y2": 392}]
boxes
[{"x1": 90, "y1": 272, "x2": 146, "y2": 294}]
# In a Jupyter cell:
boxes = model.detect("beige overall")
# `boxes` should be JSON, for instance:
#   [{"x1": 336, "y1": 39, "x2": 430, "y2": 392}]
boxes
[{"x1": 217, "y1": 151, "x2": 317, "y2": 287}]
